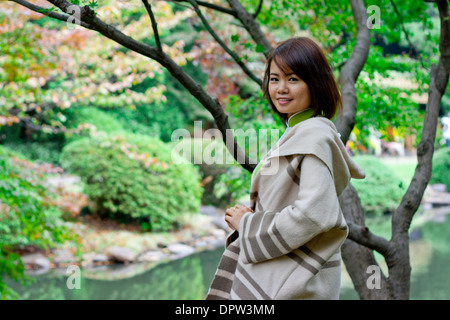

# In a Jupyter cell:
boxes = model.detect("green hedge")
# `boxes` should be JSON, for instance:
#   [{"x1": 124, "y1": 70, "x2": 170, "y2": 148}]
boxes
[
  {"x1": 351, "y1": 155, "x2": 405, "y2": 215},
  {"x1": 430, "y1": 147, "x2": 450, "y2": 192},
  {"x1": 60, "y1": 133, "x2": 203, "y2": 231},
  {"x1": 0, "y1": 146, "x2": 72, "y2": 299}
]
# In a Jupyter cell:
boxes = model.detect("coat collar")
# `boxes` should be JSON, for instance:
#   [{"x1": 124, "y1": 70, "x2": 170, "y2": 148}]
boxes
[{"x1": 287, "y1": 108, "x2": 315, "y2": 127}]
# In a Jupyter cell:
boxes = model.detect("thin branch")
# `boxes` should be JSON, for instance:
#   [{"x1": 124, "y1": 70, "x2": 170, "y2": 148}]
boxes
[
  {"x1": 164, "y1": 0, "x2": 191, "y2": 10},
  {"x1": 389, "y1": 0, "x2": 426, "y2": 68},
  {"x1": 226, "y1": 0, "x2": 272, "y2": 58},
  {"x1": 187, "y1": 0, "x2": 262, "y2": 86},
  {"x1": 142, "y1": 0, "x2": 162, "y2": 51},
  {"x1": 171, "y1": 0, "x2": 237, "y2": 17},
  {"x1": 252, "y1": 0, "x2": 263, "y2": 18},
  {"x1": 9, "y1": 0, "x2": 91, "y2": 28},
  {"x1": 19, "y1": 117, "x2": 66, "y2": 134},
  {"x1": 346, "y1": 221, "x2": 395, "y2": 258}
]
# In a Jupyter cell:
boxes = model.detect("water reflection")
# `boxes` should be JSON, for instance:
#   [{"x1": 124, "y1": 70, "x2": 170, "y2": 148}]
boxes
[
  {"x1": 339, "y1": 214, "x2": 450, "y2": 300},
  {"x1": 7, "y1": 215, "x2": 450, "y2": 300},
  {"x1": 7, "y1": 248, "x2": 224, "y2": 300}
]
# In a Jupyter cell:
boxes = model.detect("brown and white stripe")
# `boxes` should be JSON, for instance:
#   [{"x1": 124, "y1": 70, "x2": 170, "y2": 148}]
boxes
[{"x1": 206, "y1": 242, "x2": 240, "y2": 300}]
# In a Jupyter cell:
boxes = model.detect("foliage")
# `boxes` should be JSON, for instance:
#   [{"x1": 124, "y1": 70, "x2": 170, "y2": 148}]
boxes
[
  {"x1": 214, "y1": 164, "x2": 253, "y2": 207},
  {"x1": 351, "y1": 155, "x2": 405, "y2": 216},
  {"x1": 0, "y1": 145, "x2": 74, "y2": 299},
  {"x1": 2, "y1": 141, "x2": 63, "y2": 165},
  {"x1": 104, "y1": 99, "x2": 187, "y2": 143},
  {"x1": 0, "y1": 1, "x2": 192, "y2": 133},
  {"x1": 430, "y1": 147, "x2": 450, "y2": 192},
  {"x1": 60, "y1": 132, "x2": 203, "y2": 231},
  {"x1": 353, "y1": 47, "x2": 426, "y2": 146},
  {"x1": 62, "y1": 106, "x2": 126, "y2": 144}
]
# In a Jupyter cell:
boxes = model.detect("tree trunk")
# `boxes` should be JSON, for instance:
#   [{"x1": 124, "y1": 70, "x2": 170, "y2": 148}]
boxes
[{"x1": 339, "y1": 184, "x2": 392, "y2": 299}]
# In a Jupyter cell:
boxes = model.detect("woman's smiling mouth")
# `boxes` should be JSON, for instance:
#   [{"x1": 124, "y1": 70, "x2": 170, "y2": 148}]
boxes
[{"x1": 277, "y1": 98, "x2": 293, "y2": 105}]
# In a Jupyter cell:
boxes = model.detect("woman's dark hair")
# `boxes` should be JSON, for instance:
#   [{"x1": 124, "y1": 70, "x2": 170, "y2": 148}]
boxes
[{"x1": 262, "y1": 37, "x2": 342, "y2": 123}]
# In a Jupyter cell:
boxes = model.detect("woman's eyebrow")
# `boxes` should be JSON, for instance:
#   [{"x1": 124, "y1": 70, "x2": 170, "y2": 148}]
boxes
[{"x1": 270, "y1": 72, "x2": 295, "y2": 76}]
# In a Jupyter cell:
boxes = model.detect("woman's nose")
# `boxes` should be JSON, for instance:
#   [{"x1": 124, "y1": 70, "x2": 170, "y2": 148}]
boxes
[{"x1": 277, "y1": 82, "x2": 288, "y2": 93}]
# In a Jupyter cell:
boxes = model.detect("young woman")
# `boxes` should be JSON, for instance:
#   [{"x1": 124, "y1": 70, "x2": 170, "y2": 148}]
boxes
[{"x1": 206, "y1": 37, "x2": 365, "y2": 300}]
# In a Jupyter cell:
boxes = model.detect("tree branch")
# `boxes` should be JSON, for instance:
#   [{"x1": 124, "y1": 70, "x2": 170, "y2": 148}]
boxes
[
  {"x1": 19, "y1": 117, "x2": 66, "y2": 134},
  {"x1": 226, "y1": 0, "x2": 272, "y2": 58},
  {"x1": 334, "y1": 0, "x2": 370, "y2": 144},
  {"x1": 171, "y1": 0, "x2": 237, "y2": 17},
  {"x1": 393, "y1": 0, "x2": 450, "y2": 236},
  {"x1": 339, "y1": 184, "x2": 392, "y2": 299},
  {"x1": 142, "y1": 0, "x2": 162, "y2": 51},
  {"x1": 9, "y1": 0, "x2": 91, "y2": 28},
  {"x1": 389, "y1": 0, "x2": 426, "y2": 68},
  {"x1": 187, "y1": 0, "x2": 262, "y2": 86},
  {"x1": 252, "y1": 0, "x2": 263, "y2": 18},
  {"x1": 346, "y1": 222, "x2": 394, "y2": 257}
]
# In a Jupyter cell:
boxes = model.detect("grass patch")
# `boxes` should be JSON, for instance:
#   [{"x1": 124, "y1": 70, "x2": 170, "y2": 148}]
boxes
[{"x1": 379, "y1": 156, "x2": 417, "y2": 185}]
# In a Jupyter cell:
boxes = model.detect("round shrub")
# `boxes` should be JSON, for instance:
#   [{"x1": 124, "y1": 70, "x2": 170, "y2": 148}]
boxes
[
  {"x1": 430, "y1": 147, "x2": 450, "y2": 192},
  {"x1": 60, "y1": 133, "x2": 203, "y2": 231},
  {"x1": 351, "y1": 155, "x2": 405, "y2": 215}
]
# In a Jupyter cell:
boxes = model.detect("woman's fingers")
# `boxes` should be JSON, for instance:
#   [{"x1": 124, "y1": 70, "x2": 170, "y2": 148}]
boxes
[{"x1": 224, "y1": 215, "x2": 235, "y2": 230}]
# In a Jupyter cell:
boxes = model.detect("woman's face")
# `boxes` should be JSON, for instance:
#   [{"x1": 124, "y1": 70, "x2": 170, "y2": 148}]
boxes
[{"x1": 268, "y1": 61, "x2": 311, "y2": 118}]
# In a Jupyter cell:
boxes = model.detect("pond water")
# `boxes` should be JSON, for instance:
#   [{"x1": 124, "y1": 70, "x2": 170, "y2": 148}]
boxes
[{"x1": 6, "y1": 214, "x2": 450, "y2": 300}]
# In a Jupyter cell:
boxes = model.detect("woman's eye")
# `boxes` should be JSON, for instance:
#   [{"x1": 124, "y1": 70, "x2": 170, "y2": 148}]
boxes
[
  {"x1": 270, "y1": 78, "x2": 278, "y2": 82},
  {"x1": 289, "y1": 77, "x2": 298, "y2": 81}
]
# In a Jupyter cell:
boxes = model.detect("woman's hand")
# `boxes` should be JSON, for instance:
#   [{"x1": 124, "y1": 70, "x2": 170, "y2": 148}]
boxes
[{"x1": 225, "y1": 204, "x2": 254, "y2": 232}]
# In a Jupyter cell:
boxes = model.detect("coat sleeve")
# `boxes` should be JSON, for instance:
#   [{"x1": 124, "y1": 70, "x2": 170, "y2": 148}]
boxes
[{"x1": 238, "y1": 154, "x2": 347, "y2": 264}]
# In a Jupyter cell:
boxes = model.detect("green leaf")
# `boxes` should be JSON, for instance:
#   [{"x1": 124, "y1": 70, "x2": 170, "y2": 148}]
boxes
[{"x1": 255, "y1": 44, "x2": 265, "y2": 53}]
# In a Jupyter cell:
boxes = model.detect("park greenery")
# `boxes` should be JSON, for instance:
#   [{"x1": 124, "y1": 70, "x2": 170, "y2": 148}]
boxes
[
  {"x1": 0, "y1": 0, "x2": 449, "y2": 300},
  {"x1": 0, "y1": 145, "x2": 76, "y2": 299}
]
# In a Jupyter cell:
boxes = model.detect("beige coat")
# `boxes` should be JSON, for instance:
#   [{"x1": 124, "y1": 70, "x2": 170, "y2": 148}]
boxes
[{"x1": 206, "y1": 117, "x2": 365, "y2": 300}]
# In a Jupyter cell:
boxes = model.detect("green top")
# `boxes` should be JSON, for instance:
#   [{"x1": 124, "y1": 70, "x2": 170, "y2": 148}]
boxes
[
  {"x1": 252, "y1": 108, "x2": 315, "y2": 177},
  {"x1": 287, "y1": 108, "x2": 315, "y2": 127}
]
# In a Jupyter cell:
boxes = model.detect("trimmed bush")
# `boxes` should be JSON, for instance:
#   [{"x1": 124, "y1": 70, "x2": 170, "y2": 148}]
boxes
[
  {"x1": 351, "y1": 155, "x2": 405, "y2": 215},
  {"x1": 60, "y1": 132, "x2": 203, "y2": 231},
  {"x1": 430, "y1": 147, "x2": 450, "y2": 192}
]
